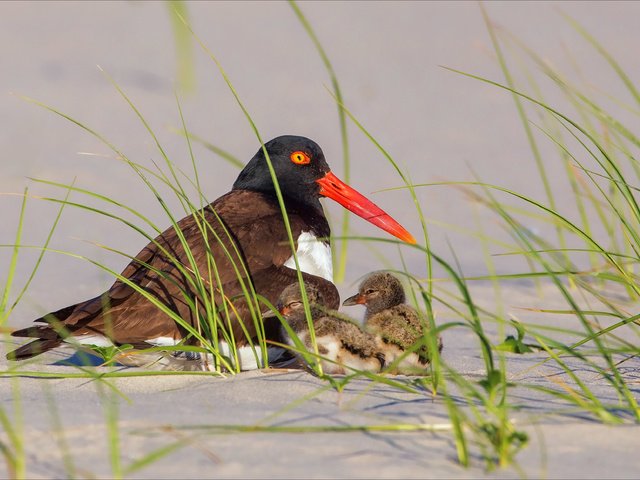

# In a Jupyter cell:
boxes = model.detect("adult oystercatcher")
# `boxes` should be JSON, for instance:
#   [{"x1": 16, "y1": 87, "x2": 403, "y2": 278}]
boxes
[
  {"x1": 6, "y1": 136, "x2": 415, "y2": 370},
  {"x1": 276, "y1": 282, "x2": 385, "y2": 374},
  {"x1": 342, "y1": 271, "x2": 442, "y2": 374}
]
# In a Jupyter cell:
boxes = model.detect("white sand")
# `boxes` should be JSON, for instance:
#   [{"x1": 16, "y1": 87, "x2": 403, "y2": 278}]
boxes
[
  {"x1": 2, "y1": 299, "x2": 639, "y2": 479},
  {"x1": 1, "y1": 2, "x2": 640, "y2": 478}
]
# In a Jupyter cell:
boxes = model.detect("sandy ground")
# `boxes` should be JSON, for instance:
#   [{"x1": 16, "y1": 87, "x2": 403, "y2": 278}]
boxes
[
  {"x1": 1, "y1": 1, "x2": 640, "y2": 478},
  {"x1": 2, "y1": 288, "x2": 639, "y2": 479}
]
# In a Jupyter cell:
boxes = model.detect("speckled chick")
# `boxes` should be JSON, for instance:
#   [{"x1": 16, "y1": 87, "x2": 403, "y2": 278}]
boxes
[
  {"x1": 343, "y1": 271, "x2": 442, "y2": 374},
  {"x1": 276, "y1": 283, "x2": 385, "y2": 374}
]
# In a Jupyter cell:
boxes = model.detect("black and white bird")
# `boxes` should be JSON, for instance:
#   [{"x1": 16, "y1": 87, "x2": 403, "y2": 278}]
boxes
[{"x1": 7, "y1": 136, "x2": 414, "y2": 370}]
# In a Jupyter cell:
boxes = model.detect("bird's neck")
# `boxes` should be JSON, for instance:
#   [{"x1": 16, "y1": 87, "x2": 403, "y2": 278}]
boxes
[
  {"x1": 276, "y1": 194, "x2": 331, "y2": 240},
  {"x1": 365, "y1": 302, "x2": 391, "y2": 320}
]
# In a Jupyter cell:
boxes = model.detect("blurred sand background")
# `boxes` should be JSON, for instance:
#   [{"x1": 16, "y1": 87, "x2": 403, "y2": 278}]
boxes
[{"x1": 1, "y1": 1, "x2": 640, "y2": 478}]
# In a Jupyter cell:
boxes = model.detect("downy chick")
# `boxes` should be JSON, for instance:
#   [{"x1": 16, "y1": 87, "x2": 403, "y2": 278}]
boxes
[
  {"x1": 343, "y1": 271, "x2": 442, "y2": 374},
  {"x1": 276, "y1": 282, "x2": 385, "y2": 374}
]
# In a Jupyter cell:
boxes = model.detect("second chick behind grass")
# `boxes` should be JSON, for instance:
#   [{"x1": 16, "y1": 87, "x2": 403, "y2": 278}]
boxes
[
  {"x1": 343, "y1": 271, "x2": 443, "y2": 374},
  {"x1": 276, "y1": 282, "x2": 385, "y2": 375}
]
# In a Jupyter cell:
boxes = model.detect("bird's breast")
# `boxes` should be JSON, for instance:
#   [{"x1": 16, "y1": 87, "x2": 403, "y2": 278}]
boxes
[{"x1": 283, "y1": 231, "x2": 333, "y2": 282}]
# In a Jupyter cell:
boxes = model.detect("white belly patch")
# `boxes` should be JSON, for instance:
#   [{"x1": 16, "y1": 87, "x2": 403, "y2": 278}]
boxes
[{"x1": 283, "y1": 231, "x2": 333, "y2": 282}]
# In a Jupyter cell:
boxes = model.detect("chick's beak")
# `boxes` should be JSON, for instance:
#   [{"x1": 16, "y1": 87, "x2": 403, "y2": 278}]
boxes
[{"x1": 342, "y1": 293, "x2": 366, "y2": 307}]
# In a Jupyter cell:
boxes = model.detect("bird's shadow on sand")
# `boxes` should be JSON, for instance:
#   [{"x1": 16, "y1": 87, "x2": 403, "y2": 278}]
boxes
[{"x1": 52, "y1": 351, "x2": 113, "y2": 367}]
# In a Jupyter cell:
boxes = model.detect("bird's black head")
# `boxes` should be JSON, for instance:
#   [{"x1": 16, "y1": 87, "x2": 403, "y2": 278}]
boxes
[
  {"x1": 233, "y1": 135, "x2": 417, "y2": 245},
  {"x1": 233, "y1": 135, "x2": 330, "y2": 209}
]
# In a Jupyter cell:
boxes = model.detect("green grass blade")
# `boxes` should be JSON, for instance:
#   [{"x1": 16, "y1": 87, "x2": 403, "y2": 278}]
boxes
[
  {"x1": 561, "y1": 11, "x2": 640, "y2": 108},
  {"x1": 167, "y1": 1, "x2": 195, "y2": 93},
  {"x1": 289, "y1": 0, "x2": 351, "y2": 283},
  {"x1": 0, "y1": 187, "x2": 28, "y2": 327},
  {"x1": 122, "y1": 439, "x2": 189, "y2": 476}
]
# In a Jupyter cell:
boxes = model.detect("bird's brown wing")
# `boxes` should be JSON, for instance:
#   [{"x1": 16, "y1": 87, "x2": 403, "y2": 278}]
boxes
[{"x1": 14, "y1": 190, "x2": 334, "y2": 348}]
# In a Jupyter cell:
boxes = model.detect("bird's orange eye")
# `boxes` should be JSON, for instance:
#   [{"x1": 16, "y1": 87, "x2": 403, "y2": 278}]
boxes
[{"x1": 290, "y1": 151, "x2": 311, "y2": 165}]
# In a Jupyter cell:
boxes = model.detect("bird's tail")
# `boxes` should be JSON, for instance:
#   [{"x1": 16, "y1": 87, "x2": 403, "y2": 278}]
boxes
[
  {"x1": 6, "y1": 302, "x2": 84, "y2": 361},
  {"x1": 6, "y1": 337, "x2": 63, "y2": 361}
]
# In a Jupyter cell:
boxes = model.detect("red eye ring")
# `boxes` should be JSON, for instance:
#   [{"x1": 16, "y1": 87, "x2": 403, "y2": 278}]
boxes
[{"x1": 290, "y1": 151, "x2": 311, "y2": 165}]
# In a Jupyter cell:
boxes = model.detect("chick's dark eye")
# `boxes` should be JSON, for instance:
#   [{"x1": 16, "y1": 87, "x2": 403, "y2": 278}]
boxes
[
  {"x1": 290, "y1": 151, "x2": 311, "y2": 165},
  {"x1": 365, "y1": 289, "x2": 376, "y2": 295}
]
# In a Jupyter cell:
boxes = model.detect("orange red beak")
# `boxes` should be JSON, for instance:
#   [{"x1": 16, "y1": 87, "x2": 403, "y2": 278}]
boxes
[{"x1": 316, "y1": 171, "x2": 416, "y2": 244}]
